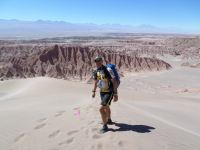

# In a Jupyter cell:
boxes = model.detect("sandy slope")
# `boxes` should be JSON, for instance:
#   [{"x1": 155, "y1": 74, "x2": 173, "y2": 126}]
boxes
[{"x1": 0, "y1": 66, "x2": 200, "y2": 150}]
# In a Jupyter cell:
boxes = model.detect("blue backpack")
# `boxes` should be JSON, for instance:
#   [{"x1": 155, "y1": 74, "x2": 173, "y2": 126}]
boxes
[{"x1": 106, "y1": 64, "x2": 120, "y2": 86}]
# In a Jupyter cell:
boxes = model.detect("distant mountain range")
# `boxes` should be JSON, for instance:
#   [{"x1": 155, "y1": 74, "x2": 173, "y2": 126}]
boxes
[{"x1": 0, "y1": 19, "x2": 197, "y2": 39}]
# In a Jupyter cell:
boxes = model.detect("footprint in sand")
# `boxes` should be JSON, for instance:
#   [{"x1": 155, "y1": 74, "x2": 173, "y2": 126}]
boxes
[
  {"x1": 92, "y1": 134, "x2": 102, "y2": 139},
  {"x1": 48, "y1": 130, "x2": 60, "y2": 139},
  {"x1": 90, "y1": 145, "x2": 95, "y2": 150},
  {"x1": 91, "y1": 127, "x2": 98, "y2": 132},
  {"x1": 118, "y1": 140, "x2": 124, "y2": 147},
  {"x1": 55, "y1": 110, "x2": 65, "y2": 117},
  {"x1": 90, "y1": 143, "x2": 103, "y2": 150},
  {"x1": 34, "y1": 123, "x2": 46, "y2": 130},
  {"x1": 81, "y1": 126, "x2": 85, "y2": 130},
  {"x1": 58, "y1": 137, "x2": 74, "y2": 145},
  {"x1": 67, "y1": 130, "x2": 78, "y2": 136},
  {"x1": 49, "y1": 148, "x2": 59, "y2": 150},
  {"x1": 37, "y1": 118, "x2": 47, "y2": 123},
  {"x1": 84, "y1": 128, "x2": 89, "y2": 136},
  {"x1": 14, "y1": 133, "x2": 25, "y2": 143},
  {"x1": 97, "y1": 143, "x2": 103, "y2": 149},
  {"x1": 88, "y1": 120, "x2": 95, "y2": 125}
]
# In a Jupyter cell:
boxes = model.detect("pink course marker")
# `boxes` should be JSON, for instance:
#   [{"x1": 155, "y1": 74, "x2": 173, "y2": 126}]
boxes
[{"x1": 73, "y1": 108, "x2": 80, "y2": 117}]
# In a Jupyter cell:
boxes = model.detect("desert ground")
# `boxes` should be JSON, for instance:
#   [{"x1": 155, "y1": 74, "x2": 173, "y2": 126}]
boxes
[{"x1": 0, "y1": 35, "x2": 200, "y2": 150}]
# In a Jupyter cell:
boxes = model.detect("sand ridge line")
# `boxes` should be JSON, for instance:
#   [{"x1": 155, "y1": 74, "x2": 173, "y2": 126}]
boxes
[{"x1": 121, "y1": 102, "x2": 200, "y2": 138}]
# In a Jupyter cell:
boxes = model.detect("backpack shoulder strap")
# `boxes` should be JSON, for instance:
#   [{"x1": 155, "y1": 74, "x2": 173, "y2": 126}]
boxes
[{"x1": 102, "y1": 65, "x2": 112, "y2": 80}]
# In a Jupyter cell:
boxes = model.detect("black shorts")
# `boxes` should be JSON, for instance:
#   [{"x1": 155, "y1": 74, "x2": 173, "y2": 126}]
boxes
[{"x1": 100, "y1": 92, "x2": 114, "y2": 106}]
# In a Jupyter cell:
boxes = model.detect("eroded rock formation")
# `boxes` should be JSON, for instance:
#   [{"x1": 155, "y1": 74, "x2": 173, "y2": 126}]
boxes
[{"x1": 0, "y1": 45, "x2": 171, "y2": 81}]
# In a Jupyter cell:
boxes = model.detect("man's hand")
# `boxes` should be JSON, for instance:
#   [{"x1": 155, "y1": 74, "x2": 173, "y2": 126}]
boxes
[
  {"x1": 92, "y1": 91, "x2": 96, "y2": 98},
  {"x1": 113, "y1": 94, "x2": 118, "y2": 102}
]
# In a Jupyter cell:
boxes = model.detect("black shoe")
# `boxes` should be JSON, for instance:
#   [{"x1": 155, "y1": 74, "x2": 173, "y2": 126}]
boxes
[
  {"x1": 100, "y1": 124, "x2": 108, "y2": 133},
  {"x1": 107, "y1": 118, "x2": 114, "y2": 125}
]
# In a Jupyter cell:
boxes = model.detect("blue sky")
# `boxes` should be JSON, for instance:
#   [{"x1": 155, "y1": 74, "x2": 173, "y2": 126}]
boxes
[{"x1": 0, "y1": 0, "x2": 200, "y2": 31}]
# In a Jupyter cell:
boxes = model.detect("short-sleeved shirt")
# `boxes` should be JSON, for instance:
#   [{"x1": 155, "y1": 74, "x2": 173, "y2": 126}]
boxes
[{"x1": 93, "y1": 65, "x2": 113, "y2": 93}]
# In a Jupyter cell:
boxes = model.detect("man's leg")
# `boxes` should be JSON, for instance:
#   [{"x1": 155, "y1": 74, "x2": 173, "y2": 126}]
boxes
[
  {"x1": 104, "y1": 93, "x2": 113, "y2": 122},
  {"x1": 99, "y1": 105, "x2": 110, "y2": 133},
  {"x1": 99, "y1": 105, "x2": 109, "y2": 125},
  {"x1": 107, "y1": 106, "x2": 114, "y2": 124},
  {"x1": 99, "y1": 92, "x2": 113, "y2": 133},
  {"x1": 107, "y1": 106, "x2": 111, "y2": 119}
]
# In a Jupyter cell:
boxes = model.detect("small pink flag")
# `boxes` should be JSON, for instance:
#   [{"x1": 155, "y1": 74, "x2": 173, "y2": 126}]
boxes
[{"x1": 73, "y1": 107, "x2": 80, "y2": 117}]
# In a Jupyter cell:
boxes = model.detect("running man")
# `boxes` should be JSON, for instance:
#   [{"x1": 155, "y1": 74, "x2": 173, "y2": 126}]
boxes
[{"x1": 92, "y1": 56, "x2": 118, "y2": 133}]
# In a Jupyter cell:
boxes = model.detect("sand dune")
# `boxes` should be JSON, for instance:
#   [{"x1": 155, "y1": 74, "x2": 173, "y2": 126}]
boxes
[{"x1": 0, "y1": 65, "x2": 200, "y2": 150}]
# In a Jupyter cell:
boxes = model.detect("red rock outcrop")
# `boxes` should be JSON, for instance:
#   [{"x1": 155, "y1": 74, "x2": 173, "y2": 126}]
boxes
[{"x1": 0, "y1": 45, "x2": 171, "y2": 81}]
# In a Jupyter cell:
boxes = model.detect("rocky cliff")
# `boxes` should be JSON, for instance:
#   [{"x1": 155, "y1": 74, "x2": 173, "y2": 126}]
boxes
[{"x1": 0, "y1": 45, "x2": 171, "y2": 81}]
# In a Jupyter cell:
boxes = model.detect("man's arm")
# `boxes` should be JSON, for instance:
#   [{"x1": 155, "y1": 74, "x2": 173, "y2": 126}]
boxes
[
  {"x1": 92, "y1": 69, "x2": 98, "y2": 98},
  {"x1": 92, "y1": 80, "x2": 98, "y2": 98},
  {"x1": 111, "y1": 78, "x2": 118, "y2": 101},
  {"x1": 93, "y1": 80, "x2": 98, "y2": 92},
  {"x1": 111, "y1": 78, "x2": 118, "y2": 94}
]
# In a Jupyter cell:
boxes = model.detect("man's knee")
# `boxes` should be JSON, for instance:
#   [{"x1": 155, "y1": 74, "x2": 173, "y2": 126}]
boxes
[
  {"x1": 99, "y1": 106, "x2": 104, "y2": 113},
  {"x1": 99, "y1": 106, "x2": 108, "y2": 113},
  {"x1": 107, "y1": 107, "x2": 111, "y2": 113}
]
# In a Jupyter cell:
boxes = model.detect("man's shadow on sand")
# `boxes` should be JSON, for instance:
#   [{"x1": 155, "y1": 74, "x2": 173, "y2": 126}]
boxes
[{"x1": 109, "y1": 122, "x2": 155, "y2": 133}]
